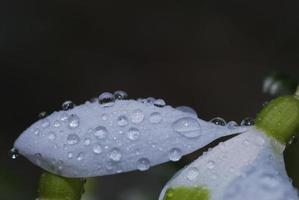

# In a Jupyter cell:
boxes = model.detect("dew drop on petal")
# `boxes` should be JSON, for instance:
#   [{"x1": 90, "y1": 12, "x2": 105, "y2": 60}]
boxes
[
  {"x1": 84, "y1": 138, "x2": 91, "y2": 146},
  {"x1": 241, "y1": 117, "x2": 255, "y2": 126},
  {"x1": 137, "y1": 158, "x2": 150, "y2": 171},
  {"x1": 38, "y1": 111, "x2": 47, "y2": 119},
  {"x1": 48, "y1": 131, "x2": 56, "y2": 141},
  {"x1": 172, "y1": 117, "x2": 201, "y2": 138},
  {"x1": 9, "y1": 147, "x2": 19, "y2": 160},
  {"x1": 60, "y1": 112, "x2": 69, "y2": 121},
  {"x1": 207, "y1": 160, "x2": 215, "y2": 169},
  {"x1": 76, "y1": 152, "x2": 85, "y2": 161},
  {"x1": 98, "y1": 92, "x2": 115, "y2": 105},
  {"x1": 127, "y1": 128, "x2": 140, "y2": 140},
  {"x1": 93, "y1": 144, "x2": 102, "y2": 154},
  {"x1": 187, "y1": 167, "x2": 199, "y2": 181},
  {"x1": 67, "y1": 134, "x2": 80, "y2": 145},
  {"x1": 53, "y1": 120, "x2": 61, "y2": 128},
  {"x1": 146, "y1": 97, "x2": 155, "y2": 104},
  {"x1": 117, "y1": 115, "x2": 129, "y2": 127},
  {"x1": 210, "y1": 117, "x2": 226, "y2": 126},
  {"x1": 33, "y1": 128, "x2": 41, "y2": 136},
  {"x1": 68, "y1": 114, "x2": 80, "y2": 129},
  {"x1": 168, "y1": 148, "x2": 182, "y2": 161},
  {"x1": 176, "y1": 106, "x2": 197, "y2": 115},
  {"x1": 131, "y1": 109, "x2": 144, "y2": 123},
  {"x1": 94, "y1": 126, "x2": 108, "y2": 139},
  {"x1": 149, "y1": 112, "x2": 162, "y2": 124},
  {"x1": 41, "y1": 119, "x2": 50, "y2": 128},
  {"x1": 226, "y1": 121, "x2": 238, "y2": 129},
  {"x1": 67, "y1": 152, "x2": 73, "y2": 159},
  {"x1": 114, "y1": 90, "x2": 128, "y2": 100},
  {"x1": 109, "y1": 148, "x2": 122, "y2": 161},
  {"x1": 153, "y1": 99, "x2": 166, "y2": 107},
  {"x1": 62, "y1": 100, "x2": 74, "y2": 110}
]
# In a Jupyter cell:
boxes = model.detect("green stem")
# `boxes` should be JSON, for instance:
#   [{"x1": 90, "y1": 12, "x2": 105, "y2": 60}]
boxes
[
  {"x1": 37, "y1": 171, "x2": 85, "y2": 200},
  {"x1": 256, "y1": 85, "x2": 299, "y2": 144}
]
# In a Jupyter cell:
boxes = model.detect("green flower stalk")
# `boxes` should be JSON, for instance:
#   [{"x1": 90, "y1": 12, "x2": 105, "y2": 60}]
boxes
[{"x1": 37, "y1": 171, "x2": 85, "y2": 200}]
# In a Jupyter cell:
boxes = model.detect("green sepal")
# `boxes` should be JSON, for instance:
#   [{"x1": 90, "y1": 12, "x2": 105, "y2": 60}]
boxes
[
  {"x1": 37, "y1": 171, "x2": 85, "y2": 200},
  {"x1": 256, "y1": 95, "x2": 299, "y2": 144},
  {"x1": 163, "y1": 186, "x2": 210, "y2": 200}
]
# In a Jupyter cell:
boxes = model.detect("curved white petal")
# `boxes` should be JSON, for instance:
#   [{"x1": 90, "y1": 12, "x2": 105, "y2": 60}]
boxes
[
  {"x1": 14, "y1": 99, "x2": 246, "y2": 177},
  {"x1": 159, "y1": 127, "x2": 298, "y2": 200}
]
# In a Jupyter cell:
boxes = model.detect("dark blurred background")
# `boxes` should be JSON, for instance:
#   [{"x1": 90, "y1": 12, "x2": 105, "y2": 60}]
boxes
[{"x1": 1, "y1": 0, "x2": 299, "y2": 199}]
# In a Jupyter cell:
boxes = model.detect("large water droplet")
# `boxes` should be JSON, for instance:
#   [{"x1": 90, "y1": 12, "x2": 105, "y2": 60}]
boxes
[
  {"x1": 48, "y1": 131, "x2": 56, "y2": 141},
  {"x1": 168, "y1": 148, "x2": 182, "y2": 161},
  {"x1": 137, "y1": 158, "x2": 150, "y2": 171},
  {"x1": 149, "y1": 112, "x2": 162, "y2": 124},
  {"x1": 68, "y1": 114, "x2": 80, "y2": 128},
  {"x1": 38, "y1": 111, "x2": 47, "y2": 119},
  {"x1": 146, "y1": 97, "x2": 156, "y2": 104},
  {"x1": 127, "y1": 128, "x2": 140, "y2": 140},
  {"x1": 98, "y1": 92, "x2": 115, "y2": 105},
  {"x1": 114, "y1": 90, "x2": 128, "y2": 100},
  {"x1": 172, "y1": 117, "x2": 201, "y2": 138},
  {"x1": 9, "y1": 147, "x2": 19, "y2": 159},
  {"x1": 187, "y1": 167, "x2": 199, "y2": 181},
  {"x1": 62, "y1": 100, "x2": 74, "y2": 110},
  {"x1": 94, "y1": 126, "x2": 108, "y2": 139},
  {"x1": 210, "y1": 117, "x2": 226, "y2": 126},
  {"x1": 241, "y1": 117, "x2": 255, "y2": 126},
  {"x1": 117, "y1": 115, "x2": 129, "y2": 127},
  {"x1": 109, "y1": 148, "x2": 122, "y2": 161},
  {"x1": 154, "y1": 99, "x2": 166, "y2": 107},
  {"x1": 226, "y1": 121, "x2": 238, "y2": 129},
  {"x1": 131, "y1": 109, "x2": 144, "y2": 123},
  {"x1": 176, "y1": 106, "x2": 197, "y2": 116},
  {"x1": 67, "y1": 134, "x2": 80, "y2": 145},
  {"x1": 93, "y1": 144, "x2": 102, "y2": 154}
]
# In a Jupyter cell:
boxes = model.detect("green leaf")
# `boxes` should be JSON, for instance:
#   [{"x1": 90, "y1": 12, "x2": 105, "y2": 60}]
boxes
[{"x1": 163, "y1": 186, "x2": 210, "y2": 200}]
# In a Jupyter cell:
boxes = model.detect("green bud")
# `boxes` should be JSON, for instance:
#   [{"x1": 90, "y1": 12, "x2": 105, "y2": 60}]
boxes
[
  {"x1": 256, "y1": 95, "x2": 299, "y2": 144},
  {"x1": 38, "y1": 172, "x2": 85, "y2": 200},
  {"x1": 163, "y1": 186, "x2": 210, "y2": 200}
]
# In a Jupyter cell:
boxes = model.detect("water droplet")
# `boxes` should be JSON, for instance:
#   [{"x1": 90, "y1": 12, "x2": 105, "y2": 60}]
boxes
[
  {"x1": 84, "y1": 138, "x2": 91, "y2": 146},
  {"x1": 109, "y1": 148, "x2": 122, "y2": 161},
  {"x1": 226, "y1": 121, "x2": 238, "y2": 129},
  {"x1": 41, "y1": 119, "x2": 50, "y2": 128},
  {"x1": 98, "y1": 92, "x2": 115, "y2": 105},
  {"x1": 127, "y1": 128, "x2": 140, "y2": 140},
  {"x1": 92, "y1": 144, "x2": 102, "y2": 154},
  {"x1": 137, "y1": 158, "x2": 150, "y2": 171},
  {"x1": 210, "y1": 117, "x2": 226, "y2": 126},
  {"x1": 67, "y1": 134, "x2": 80, "y2": 145},
  {"x1": 169, "y1": 148, "x2": 182, "y2": 161},
  {"x1": 154, "y1": 99, "x2": 166, "y2": 107},
  {"x1": 176, "y1": 106, "x2": 197, "y2": 115},
  {"x1": 207, "y1": 160, "x2": 215, "y2": 169},
  {"x1": 77, "y1": 152, "x2": 85, "y2": 161},
  {"x1": 288, "y1": 135, "x2": 297, "y2": 145},
  {"x1": 117, "y1": 115, "x2": 128, "y2": 126},
  {"x1": 94, "y1": 126, "x2": 108, "y2": 139},
  {"x1": 38, "y1": 111, "x2": 47, "y2": 119},
  {"x1": 62, "y1": 100, "x2": 74, "y2": 110},
  {"x1": 172, "y1": 117, "x2": 201, "y2": 138},
  {"x1": 67, "y1": 152, "x2": 73, "y2": 159},
  {"x1": 241, "y1": 117, "x2": 255, "y2": 126},
  {"x1": 60, "y1": 112, "x2": 69, "y2": 121},
  {"x1": 187, "y1": 167, "x2": 199, "y2": 181},
  {"x1": 48, "y1": 131, "x2": 56, "y2": 141},
  {"x1": 9, "y1": 148, "x2": 19, "y2": 159},
  {"x1": 68, "y1": 114, "x2": 80, "y2": 128},
  {"x1": 114, "y1": 90, "x2": 128, "y2": 100},
  {"x1": 146, "y1": 97, "x2": 156, "y2": 104},
  {"x1": 149, "y1": 112, "x2": 162, "y2": 123},
  {"x1": 131, "y1": 109, "x2": 144, "y2": 123},
  {"x1": 53, "y1": 120, "x2": 61, "y2": 128},
  {"x1": 33, "y1": 128, "x2": 41, "y2": 136}
]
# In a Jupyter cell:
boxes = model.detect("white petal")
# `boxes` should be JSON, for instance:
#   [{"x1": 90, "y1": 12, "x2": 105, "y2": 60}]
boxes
[
  {"x1": 14, "y1": 99, "x2": 246, "y2": 177},
  {"x1": 159, "y1": 127, "x2": 298, "y2": 200}
]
